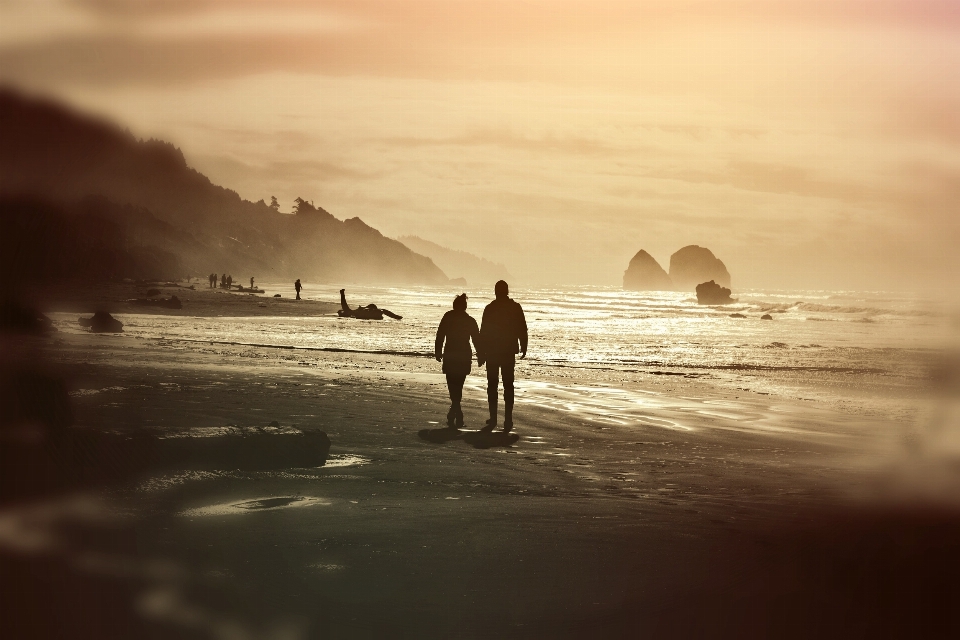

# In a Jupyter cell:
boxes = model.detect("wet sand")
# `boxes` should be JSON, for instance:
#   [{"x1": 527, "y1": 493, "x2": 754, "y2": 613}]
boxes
[{"x1": 2, "y1": 324, "x2": 959, "y2": 638}]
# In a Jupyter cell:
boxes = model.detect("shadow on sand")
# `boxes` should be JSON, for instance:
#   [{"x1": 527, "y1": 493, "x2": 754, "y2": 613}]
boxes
[
  {"x1": 418, "y1": 428, "x2": 464, "y2": 444},
  {"x1": 418, "y1": 428, "x2": 519, "y2": 449}
]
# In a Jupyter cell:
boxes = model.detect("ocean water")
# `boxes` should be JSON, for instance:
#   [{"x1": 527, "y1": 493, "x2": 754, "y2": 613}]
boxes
[{"x1": 53, "y1": 284, "x2": 957, "y2": 399}]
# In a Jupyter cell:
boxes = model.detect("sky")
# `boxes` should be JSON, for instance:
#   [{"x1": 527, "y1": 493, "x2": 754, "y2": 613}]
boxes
[{"x1": 1, "y1": 0, "x2": 959, "y2": 290}]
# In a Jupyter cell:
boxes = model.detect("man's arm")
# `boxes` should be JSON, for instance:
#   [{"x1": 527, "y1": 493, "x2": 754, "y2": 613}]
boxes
[{"x1": 517, "y1": 303, "x2": 528, "y2": 358}]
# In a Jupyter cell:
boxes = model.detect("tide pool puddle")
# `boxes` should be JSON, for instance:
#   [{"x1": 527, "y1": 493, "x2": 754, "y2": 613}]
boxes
[
  {"x1": 181, "y1": 496, "x2": 329, "y2": 516},
  {"x1": 322, "y1": 454, "x2": 369, "y2": 468}
]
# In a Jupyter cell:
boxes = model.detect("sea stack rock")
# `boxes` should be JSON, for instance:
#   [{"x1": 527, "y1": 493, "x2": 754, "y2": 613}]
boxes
[
  {"x1": 623, "y1": 250, "x2": 673, "y2": 291},
  {"x1": 696, "y1": 280, "x2": 734, "y2": 305},
  {"x1": 669, "y1": 245, "x2": 731, "y2": 290}
]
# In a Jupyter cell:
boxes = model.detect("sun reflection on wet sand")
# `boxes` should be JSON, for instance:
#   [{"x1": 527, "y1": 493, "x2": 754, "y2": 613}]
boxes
[{"x1": 181, "y1": 496, "x2": 330, "y2": 517}]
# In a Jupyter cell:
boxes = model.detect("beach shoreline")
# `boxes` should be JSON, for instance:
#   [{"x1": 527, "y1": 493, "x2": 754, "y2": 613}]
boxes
[{"x1": 4, "y1": 317, "x2": 958, "y2": 637}]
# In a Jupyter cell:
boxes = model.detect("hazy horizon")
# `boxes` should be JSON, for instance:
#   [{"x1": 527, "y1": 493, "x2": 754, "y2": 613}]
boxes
[{"x1": 2, "y1": 0, "x2": 958, "y2": 291}]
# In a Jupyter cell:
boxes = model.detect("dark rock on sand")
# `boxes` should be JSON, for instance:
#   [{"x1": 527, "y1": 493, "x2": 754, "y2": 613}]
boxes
[
  {"x1": 274, "y1": 294, "x2": 282, "y2": 298},
  {"x1": 146, "y1": 288, "x2": 161, "y2": 297},
  {"x1": 0, "y1": 300, "x2": 54, "y2": 334},
  {"x1": 730, "y1": 313, "x2": 746, "y2": 318},
  {"x1": 761, "y1": 314, "x2": 773, "y2": 320},
  {"x1": 623, "y1": 250, "x2": 673, "y2": 291},
  {"x1": 79, "y1": 311, "x2": 123, "y2": 332},
  {"x1": 0, "y1": 427, "x2": 332, "y2": 501},
  {"x1": 696, "y1": 280, "x2": 734, "y2": 305},
  {"x1": 670, "y1": 245, "x2": 731, "y2": 290},
  {"x1": 148, "y1": 427, "x2": 331, "y2": 471}
]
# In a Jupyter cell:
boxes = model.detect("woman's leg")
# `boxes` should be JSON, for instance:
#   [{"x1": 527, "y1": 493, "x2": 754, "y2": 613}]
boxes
[
  {"x1": 445, "y1": 374, "x2": 466, "y2": 427},
  {"x1": 453, "y1": 375, "x2": 466, "y2": 427}
]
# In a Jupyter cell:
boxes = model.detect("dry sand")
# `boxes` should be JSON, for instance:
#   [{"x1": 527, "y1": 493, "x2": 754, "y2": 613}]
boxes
[{"x1": 2, "y1": 303, "x2": 959, "y2": 639}]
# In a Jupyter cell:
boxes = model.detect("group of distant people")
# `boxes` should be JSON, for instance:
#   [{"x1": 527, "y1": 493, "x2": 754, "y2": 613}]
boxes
[
  {"x1": 208, "y1": 274, "x2": 256, "y2": 290},
  {"x1": 435, "y1": 280, "x2": 527, "y2": 433}
]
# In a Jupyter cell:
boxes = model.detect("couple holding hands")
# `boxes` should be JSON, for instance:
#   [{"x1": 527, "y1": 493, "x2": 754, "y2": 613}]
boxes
[{"x1": 434, "y1": 280, "x2": 528, "y2": 433}]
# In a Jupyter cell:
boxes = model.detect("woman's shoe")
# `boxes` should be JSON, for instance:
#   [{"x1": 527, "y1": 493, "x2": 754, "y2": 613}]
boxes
[
  {"x1": 455, "y1": 408, "x2": 464, "y2": 429},
  {"x1": 446, "y1": 407, "x2": 456, "y2": 428},
  {"x1": 503, "y1": 417, "x2": 513, "y2": 433}
]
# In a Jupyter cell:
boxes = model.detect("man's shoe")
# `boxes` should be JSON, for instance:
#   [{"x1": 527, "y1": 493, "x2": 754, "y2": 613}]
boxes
[
  {"x1": 503, "y1": 418, "x2": 513, "y2": 434},
  {"x1": 481, "y1": 418, "x2": 496, "y2": 433},
  {"x1": 446, "y1": 407, "x2": 456, "y2": 428},
  {"x1": 455, "y1": 409, "x2": 464, "y2": 429}
]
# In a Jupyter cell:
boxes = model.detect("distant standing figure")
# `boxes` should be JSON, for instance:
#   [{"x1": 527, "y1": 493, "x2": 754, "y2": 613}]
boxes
[
  {"x1": 209, "y1": 273, "x2": 215, "y2": 288},
  {"x1": 295, "y1": 279, "x2": 302, "y2": 300},
  {"x1": 480, "y1": 280, "x2": 527, "y2": 433},
  {"x1": 250, "y1": 277, "x2": 255, "y2": 289},
  {"x1": 220, "y1": 274, "x2": 227, "y2": 288},
  {"x1": 227, "y1": 275, "x2": 233, "y2": 288},
  {"x1": 435, "y1": 294, "x2": 483, "y2": 429}
]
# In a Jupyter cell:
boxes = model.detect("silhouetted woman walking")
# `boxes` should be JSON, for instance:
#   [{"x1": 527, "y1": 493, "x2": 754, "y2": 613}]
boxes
[{"x1": 435, "y1": 294, "x2": 483, "y2": 429}]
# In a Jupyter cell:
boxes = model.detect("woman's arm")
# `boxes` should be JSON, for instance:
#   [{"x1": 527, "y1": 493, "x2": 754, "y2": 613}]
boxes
[{"x1": 435, "y1": 316, "x2": 447, "y2": 362}]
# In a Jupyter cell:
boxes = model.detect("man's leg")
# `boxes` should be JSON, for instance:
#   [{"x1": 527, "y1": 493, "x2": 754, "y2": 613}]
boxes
[
  {"x1": 502, "y1": 356, "x2": 516, "y2": 431},
  {"x1": 485, "y1": 361, "x2": 500, "y2": 429},
  {"x1": 339, "y1": 289, "x2": 351, "y2": 314}
]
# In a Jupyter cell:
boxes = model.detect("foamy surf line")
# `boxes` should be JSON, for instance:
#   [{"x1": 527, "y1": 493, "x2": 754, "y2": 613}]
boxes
[
  {"x1": 533, "y1": 360, "x2": 891, "y2": 375},
  {"x1": 137, "y1": 334, "x2": 893, "y2": 376}
]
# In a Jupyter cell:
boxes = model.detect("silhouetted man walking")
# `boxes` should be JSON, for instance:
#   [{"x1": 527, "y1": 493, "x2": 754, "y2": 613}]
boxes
[{"x1": 480, "y1": 280, "x2": 527, "y2": 433}]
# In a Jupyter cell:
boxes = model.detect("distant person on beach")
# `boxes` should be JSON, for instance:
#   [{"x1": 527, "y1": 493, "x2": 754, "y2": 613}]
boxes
[
  {"x1": 227, "y1": 275, "x2": 233, "y2": 288},
  {"x1": 295, "y1": 279, "x2": 302, "y2": 300},
  {"x1": 209, "y1": 273, "x2": 215, "y2": 288},
  {"x1": 220, "y1": 274, "x2": 226, "y2": 288},
  {"x1": 435, "y1": 294, "x2": 483, "y2": 429},
  {"x1": 250, "y1": 277, "x2": 254, "y2": 289},
  {"x1": 338, "y1": 289, "x2": 403, "y2": 320},
  {"x1": 480, "y1": 280, "x2": 528, "y2": 433}
]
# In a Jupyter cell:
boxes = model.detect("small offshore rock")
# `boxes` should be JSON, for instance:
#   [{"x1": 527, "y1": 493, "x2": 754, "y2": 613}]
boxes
[
  {"x1": 761, "y1": 314, "x2": 773, "y2": 320},
  {"x1": 729, "y1": 313, "x2": 746, "y2": 318},
  {"x1": 696, "y1": 280, "x2": 734, "y2": 305}
]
